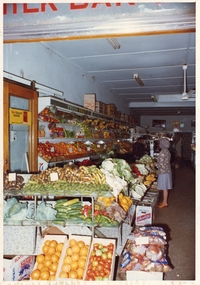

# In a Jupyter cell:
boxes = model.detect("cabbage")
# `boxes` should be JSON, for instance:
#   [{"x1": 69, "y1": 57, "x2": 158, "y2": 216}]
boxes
[{"x1": 36, "y1": 201, "x2": 57, "y2": 221}]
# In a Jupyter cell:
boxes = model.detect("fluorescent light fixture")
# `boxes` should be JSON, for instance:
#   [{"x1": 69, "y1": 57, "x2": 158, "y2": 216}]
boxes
[
  {"x1": 35, "y1": 83, "x2": 64, "y2": 97},
  {"x1": 181, "y1": 92, "x2": 189, "y2": 100},
  {"x1": 133, "y1": 74, "x2": 144, "y2": 86},
  {"x1": 106, "y1": 38, "x2": 121, "y2": 49},
  {"x1": 151, "y1": 95, "x2": 157, "y2": 102}
]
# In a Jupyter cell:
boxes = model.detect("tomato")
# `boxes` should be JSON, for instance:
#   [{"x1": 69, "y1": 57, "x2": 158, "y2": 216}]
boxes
[
  {"x1": 96, "y1": 256, "x2": 102, "y2": 261},
  {"x1": 101, "y1": 253, "x2": 108, "y2": 260},
  {"x1": 99, "y1": 271, "x2": 105, "y2": 277},
  {"x1": 104, "y1": 262, "x2": 111, "y2": 270},
  {"x1": 107, "y1": 251, "x2": 113, "y2": 259},
  {"x1": 108, "y1": 243, "x2": 114, "y2": 251},
  {"x1": 96, "y1": 264, "x2": 103, "y2": 271},
  {"x1": 86, "y1": 275, "x2": 95, "y2": 281},
  {"x1": 104, "y1": 268, "x2": 110, "y2": 276},
  {"x1": 99, "y1": 260, "x2": 104, "y2": 266},
  {"x1": 107, "y1": 258, "x2": 112, "y2": 264},
  {"x1": 87, "y1": 270, "x2": 95, "y2": 277},
  {"x1": 93, "y1": 243, "x2": 99, "y2": 250}
]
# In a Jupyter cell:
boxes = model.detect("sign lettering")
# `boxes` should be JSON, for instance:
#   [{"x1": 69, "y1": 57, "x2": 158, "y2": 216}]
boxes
[{"x1": 4, "y1": 3, "x2": 136, "y2": 15}]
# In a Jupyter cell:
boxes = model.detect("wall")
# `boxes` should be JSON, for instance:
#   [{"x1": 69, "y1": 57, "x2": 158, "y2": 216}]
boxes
[
  {"x1": 3, "y1": 42, "x2": 129, "y2": 114},
  {"x1": 140, "y1": 115, "x2": 195, "y2": 133}
]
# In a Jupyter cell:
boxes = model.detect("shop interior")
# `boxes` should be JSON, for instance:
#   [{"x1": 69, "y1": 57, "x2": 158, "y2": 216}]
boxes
[{"x1": 2, "y1": 3, "x2": 196, "y2": 282}]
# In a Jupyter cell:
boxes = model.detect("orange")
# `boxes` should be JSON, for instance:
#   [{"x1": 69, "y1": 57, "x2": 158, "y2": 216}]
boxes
[
  {"x1": 66, "y1": 247, "x2": 73, "y2": 256},
  {"x1": 71, "y1": 244, "x2": 80, "y2": 254},
  {"x1": 61, "y1": 263, "x2": 71, "y2": 273},
  {"x1": 44, "y1": 240, "x2": 50, "y2": 246},
  {"x1": 77, "y1": 267, "x2": 84, "y2": 278},
  {"x1": 44, "y1": 254, "x2": 51, "y2": 260},
  {"x1": 49, "y1": 240, "x2": 58, "y2": 248},
  {"x1": 47, "y1": 246, "x2": 56, "y2": 255},
  {"x1": 78, "y1": 258, "x2": 86, "y2": 269},
  {"x1": 37, "y1": 262, "x2": 44, "y2": 270},
  {"x1": 40, "y1": 266, "x2": 49, "y2": 272},
  {"x1": 55, "y1": 251, "x2": 61, "y2": 258},
  {"x1": 70, "y1": 260, "x2": 78, "y2": 270},
  {"x1": 68, "y1": 270, "x2": 78, "y2": 279},
  {"x1": 51, "y1": 254, "x2": 59, "y2": 263},
  {"x1": 63, "y1": 255, "x2": 72, "y2": 264},
  {"x1": 77, "y1": 240, "x2": 85, "y2": 248},
  {"x1": 31, "y1": 269, "x2": 40, "y2": 280},
  {"x1": 80, "y1": 255, "x2": 87, "y2": 260},
  {"x1": 42, "y1": 245, "x2": 49, "y2": 255},
  {"x1": 48, "y1": 274, "x2": 55, "y2": 280},
  {"x1": 43, "y1": 259, "x2": 52, "y2": 268},
  {"x1": 80, "y1": 246, "x2": 88, "y2": 256},
  {"x1": 56, "y1": 242, "x2": 64, "y2": 252},
  {"x1": 59, "y1": 271, "x2": 68, "y2": 278},
  {"x1": 40, "y1": 270, "x2": 50, "y2": 280},
  {"x1": 50, "y1": 262, "x2": 58, "y2": 273},
  {"x1": 71, "y1": 252, "x2": 80, "y2": 261},
  {"x1": 69, "y1": 239, "x2": 77, "y2": 247},
  {"x1": 36, "y1": 254, "x2": 45, "y2": 264}
]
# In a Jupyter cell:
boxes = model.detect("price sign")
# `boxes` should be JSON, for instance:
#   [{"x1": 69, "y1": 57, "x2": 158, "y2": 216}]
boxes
[
  {"x1": 135, "y1": 236, "x2": 149, "y2": 245},
  {"x1": 50, "y1": 147, "x2": 55, "y2": 152},
  {"x1": 8, "y1": 173, "x2": 16, "y2": 181},
  {"x1": 50, "y1": 172, "x2": 58, "y2": 181},
  {"x1": 69, "y1": 147, "x2": 73, "y2": 153},
  {"x1": 87, "y1": 147, "x2": 90, "y2": 151}
]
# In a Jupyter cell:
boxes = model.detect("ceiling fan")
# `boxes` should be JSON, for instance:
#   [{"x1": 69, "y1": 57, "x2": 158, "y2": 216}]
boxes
[{"x1": 181, "y1": 64, "x2": 195, "y2": 100}]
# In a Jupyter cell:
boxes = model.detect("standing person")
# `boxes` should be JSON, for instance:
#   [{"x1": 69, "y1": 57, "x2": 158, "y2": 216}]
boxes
[
  {"x1": 132, "y1": 136, "x2": 146, "y2": 161},
  {"x1": 156, "y1": 137, "x2": 173, "y2": 208}
]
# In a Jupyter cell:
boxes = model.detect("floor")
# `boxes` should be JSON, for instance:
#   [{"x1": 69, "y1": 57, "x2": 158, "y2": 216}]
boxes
[
  {"x1": 153, "y1": 160, "x2": 195, "y2": 281},
  {"x1": 115, "y1": 159, "x2": 196, "y2": 281}
]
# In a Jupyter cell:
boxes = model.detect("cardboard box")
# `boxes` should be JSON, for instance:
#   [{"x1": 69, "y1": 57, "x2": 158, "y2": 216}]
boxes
[
  {"x1": 30, "y1": 234, "x2": 68, "y2": 280},
  {"x1": 106, "y1": 104, "x2": 116, "y2": 116},
  {"x1": 115, "y1": 110, "x2": 121, "y2": 119},
  {"x1": 84, "y1": 93, "x2": 96, "y2": 111},
  {"x1": 126, "y1": 270, "x2": 163, "y2": 280},
  {"x1": 84, "y1": 237, "x2": 116, "y2": 281},
  {"x1": 95, "y1": 101, "x2": 107, "y2": 114},
  {"x1": 56, "y1": 234, "x2": 92, "y2": 281},
  {"x1": 128, "y1": 115, "x2": 136, "y2": 124},
  {"x1": 135, "y1": 199, "x2": 157, "y2": 226},
  {"x1": 3, "y1": 255, "x2": 35, "y2": 281}
]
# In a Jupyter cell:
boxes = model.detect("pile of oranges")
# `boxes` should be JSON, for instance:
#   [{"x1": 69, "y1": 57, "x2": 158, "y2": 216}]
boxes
[
  {"x1": 31, "y1": 239, "x2": 64, "y2": 280},
  {"x1": 59, "y1": 238, "x2": 89, "y2": 280}
]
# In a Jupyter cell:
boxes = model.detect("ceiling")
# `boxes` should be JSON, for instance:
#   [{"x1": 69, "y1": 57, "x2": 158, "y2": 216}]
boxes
[{"x1": 42, "y1": 31, "x2": 195, "y2": 120}]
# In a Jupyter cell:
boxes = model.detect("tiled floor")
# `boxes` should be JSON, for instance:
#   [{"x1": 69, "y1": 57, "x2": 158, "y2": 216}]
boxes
[{"x1": 115, "y1": 160, "x2": 196, "y2": 281}]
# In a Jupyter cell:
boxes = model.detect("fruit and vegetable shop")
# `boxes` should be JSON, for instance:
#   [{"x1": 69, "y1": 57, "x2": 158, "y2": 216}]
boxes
[{"x1": 2, "y1": 3, "x2": 196, "y2": 282}]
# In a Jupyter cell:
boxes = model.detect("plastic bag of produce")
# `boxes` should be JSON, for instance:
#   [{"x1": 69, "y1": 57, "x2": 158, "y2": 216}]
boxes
[{"x1": 36, "y1": 201, "x2": 57, "y2": 221}]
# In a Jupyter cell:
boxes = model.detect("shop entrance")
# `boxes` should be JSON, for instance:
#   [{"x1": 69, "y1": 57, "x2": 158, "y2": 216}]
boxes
[{"x1": 3, "y1": 79, "x2": 38, "y2": 173}]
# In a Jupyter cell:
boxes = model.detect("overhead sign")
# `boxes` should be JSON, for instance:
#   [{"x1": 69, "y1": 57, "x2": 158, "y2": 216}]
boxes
[
  {"x1": 9, "y1": 108, "x2": 31, "y2": 125},
  {"x1": 3, "y1": 3, "x2": 195, "y2": 43}
]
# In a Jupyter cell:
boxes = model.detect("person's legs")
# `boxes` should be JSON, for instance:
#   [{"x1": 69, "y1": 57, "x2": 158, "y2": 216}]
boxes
[
  {"x1": 163, "y1": 189, "x2": 168, "y2": 205},
  {"x1": 158, "y1": 190, "x2": 168, "y2": 208}
]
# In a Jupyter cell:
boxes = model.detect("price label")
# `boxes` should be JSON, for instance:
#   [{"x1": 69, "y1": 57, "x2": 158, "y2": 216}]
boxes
[
  {"x1": 135, "y1": 236, "x2": 149, "y2": 245},
  {"x1": 8, "y1": 173, "x2": 16, "y2": 181},
  {"x1": 69, "y1": 147, "x2": 73, "y2": 153},
  {"x1": 50, "y1": 147, "x2": 55, "y2": 152},
  {"x1": 87, "y1": 147, "x2": 90, "y2": 151},
  {"x1": 50, "y1": 172, "x2": 58, "y2": 181},
  {"x1": 97, "y1": 144, "x2": 100, "y2": 148}
]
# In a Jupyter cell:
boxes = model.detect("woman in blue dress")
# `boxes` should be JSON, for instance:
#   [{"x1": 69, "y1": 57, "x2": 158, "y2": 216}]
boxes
[{"x1": 157, "y1": 137, "x2": 173, "y2": 208}]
